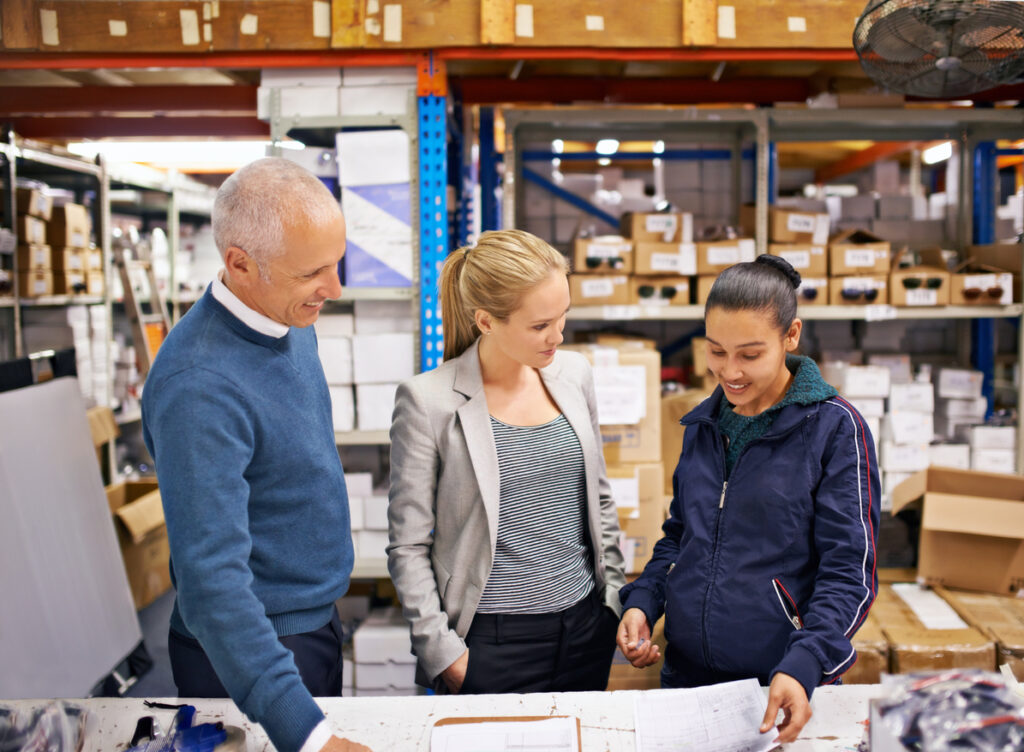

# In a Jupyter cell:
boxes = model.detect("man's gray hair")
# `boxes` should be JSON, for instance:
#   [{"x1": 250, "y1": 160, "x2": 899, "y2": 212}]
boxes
[{"x1": 212, "y1": 157, "x2": 342, "y2": 269}]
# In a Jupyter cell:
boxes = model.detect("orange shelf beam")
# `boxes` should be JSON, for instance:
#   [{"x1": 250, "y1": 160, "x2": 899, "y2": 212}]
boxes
[{"x1": 815, "y1": 141, "x2": 920, "y2": 184}]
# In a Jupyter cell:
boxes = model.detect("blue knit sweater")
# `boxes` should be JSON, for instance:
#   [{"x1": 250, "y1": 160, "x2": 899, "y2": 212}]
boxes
[{"x1": 142, "y1": 289, "x2": 353, "y2": 752}]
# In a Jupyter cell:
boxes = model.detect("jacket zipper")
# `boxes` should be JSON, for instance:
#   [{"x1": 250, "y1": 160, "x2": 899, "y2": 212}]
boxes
[
  {"x1": 773, "y1": 578, "x2": 804, "y2": 630},
  {"x1": 700, "y1": 434, "x2": 729, "y2": 669}
]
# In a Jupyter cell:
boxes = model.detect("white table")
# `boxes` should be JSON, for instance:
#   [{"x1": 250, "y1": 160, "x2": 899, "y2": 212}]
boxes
[{"x1": 8, "y1": 685, "x2": 885, "y2": 751}]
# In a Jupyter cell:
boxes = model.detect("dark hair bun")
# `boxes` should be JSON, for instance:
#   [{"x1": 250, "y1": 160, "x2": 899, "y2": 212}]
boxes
[{"x1": 755, "y1": 253, "x2": 801, "y2": 289}]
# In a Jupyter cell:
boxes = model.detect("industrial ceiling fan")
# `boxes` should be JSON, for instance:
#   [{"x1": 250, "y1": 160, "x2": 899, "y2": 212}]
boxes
[{"x1": 853, "y1": 0, "x2": 1024, "y2": 98}]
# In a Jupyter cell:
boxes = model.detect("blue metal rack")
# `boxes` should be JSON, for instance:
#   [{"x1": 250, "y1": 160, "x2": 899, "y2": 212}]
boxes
[
  {"x1": 479, "y1": 107, "x2": 500, "y2": 234},
  {"x1": 972, "y1": 141, "x2": 999, "y2": 417},
  {"x1": 418, "y1": 93, "x2": 448, "y2": 373}
]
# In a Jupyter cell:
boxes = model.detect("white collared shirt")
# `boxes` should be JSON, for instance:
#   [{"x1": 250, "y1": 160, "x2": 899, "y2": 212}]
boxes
[
  {"x1": 211, "y1": 269, "x2": 336, "y2": 752},
  {"x1": 211, "y1": 270, "x2": 289, "y2": 338}
]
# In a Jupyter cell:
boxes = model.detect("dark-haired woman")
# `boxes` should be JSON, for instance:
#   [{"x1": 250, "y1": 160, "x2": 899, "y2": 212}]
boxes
[{"x1": 617, "y1": 254, "x2": 879, "y2": 743}]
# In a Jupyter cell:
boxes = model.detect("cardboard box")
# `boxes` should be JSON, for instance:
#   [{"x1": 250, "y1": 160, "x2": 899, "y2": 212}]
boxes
[
  {"x1": 845, "y1": 612, "x2": 889, "y2": 684},
  {"x1": 83, "y1": 272, "x2": 105, "y2": 297},
  {"x1": 695, "y1": 274, "x2": 717, "y2": 305},
  {"x1": 566, "y1": 343, "x2": 662, "y2": 464},
  {"x1": 928, "y1": 444, "x2": 970, "y2": 470},
  {"x1": 796, "y1": 277, "x2": 828, "y2": 306},
  {"x1": 889, "y1": 383, "x2": 934, "y2": 413},
  {"x1": 972, "y1": 449, "x2": 1016, "y2": 475},
  {"x1": 882, "y1": 412, "x2": 935, "y2": 445},
  {"x1": 17, "y1": 271, "x2": 53, "y2": 298},
  {"x1": 950, "y1": 272, "x2": 1015, "y2": 305},
  {"x1": 316, "y1": 313, "x2": 355, "y2": 338},
  {"x1": 881, "y1": 442, "x2": 930, "y2": 473},
  {"x1": 840, "y1": 195, "x2": 877, "y2": 222},
  {"x1": 106, "y1": 479, "x2": 171, "y2": 609},
  {"x1": 356, "y1": 383, "x2": 398, "y2": 431},
  {"x1": 971, "y1": 425, "x2": 1016, "y2": 450},
  {"x1": 569, "y1": 274, "x2": 631, "y2": 306},
  {"x1": 936, "y1": 368, "x2": 984, "y2": 400},
  {"x1": 768, "y1": 243, "x2": 827, "y2": 277},
  {"x1": 52, "y1": 271, "x2": 88, "y2": 296},
  {"x1": 329, "y1": 385, "x2": 355, "y2": 432},
  {"x1": 959, "y1": 244, "x2": 1022, "y2": 303},
  {"x1": 319, "y1": 336, "x2": 354, "y2": 385},
  {"x1": 872, "y1": 584, "x2": 994, "y2": 673},
  {"x1": 46, "y1": 204, "x2": 91, "y2": 249},
  {"x1": 353, "y1": 300, "x2": 415, "y2": 335},
  {"x1": 696, "y1": 239, "x2": 755, "y2": 275},
  {"x1": 16, "y1": 244, "x2": 50, "y2": 272},
  {"x1": 937, "y1": 587, "x2": 1024, "y2": 681},
  {"x1": 611, "y1": 464, "x2": 667, "y2": 575},
  {"x1": 16, "y1": 214, "x2": 47, "y2": 246},
  {"x1": 633, "y1": 242, "x2": 697, "y2": 276},
  {"x1": 829, "y1": 230, "x2": 892, "y2": 275},
  {"x1": 892, "y1": 467, "x2": 1024, "y2": 594},
  {"x1": 351, "y1": 333, "x2": 414, "y2": 384},
  {"x1": 660, "y1": 389, "x2": 713, "y2": 494},
  {"x1": 741, "y1": 205, "x2": 829, "y2": 245},
  {"x1": 83, "y1": 247, "x2": 103, "y2": 273},
  {"x1": 621, "y1": 212, "x2": 692, "y2": 244},
  {"x1": 572, "y1": 236, "x2": 634, "y2": 274},
  {"x1": 841, "y1": 365, "x2": 892, "y2": 398},
  {"x1": 50, "y1": 248, "x2": 86, "y2": 273},
  {"x1": 889, "y1": 266, "x2": 951, "y2": 307},
  {"x1": 631, "y1": 276, "x2": 691, "y2": 307},
  {"x1": 829, "y1": 276, "x2": 889, "y2": 306},
  {"x1": 16, "y1": 187, "x2": 52, "y2": 220}
]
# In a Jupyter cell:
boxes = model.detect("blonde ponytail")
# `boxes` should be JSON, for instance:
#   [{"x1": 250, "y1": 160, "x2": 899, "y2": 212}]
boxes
[{"x1": 439, "y1": 230, "x2": 568, "y2": 362}]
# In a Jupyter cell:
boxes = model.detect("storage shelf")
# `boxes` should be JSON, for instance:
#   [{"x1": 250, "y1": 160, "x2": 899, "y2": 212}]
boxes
[
  {"x1": 20, "y1": 295, "x2": 105, "y2": 306},
  {"x1": 336, "y1": 287, "x2": 415, "y2": 302},
  {"x1": 350, "y1": 558, "x2": 389, "y2": 580},
  {"x1": 335, "y1": 429, "x2": 391, "y2": 445},
  {"x1": 566, "y1": 303, "x2": 1024, "y2": 322}
]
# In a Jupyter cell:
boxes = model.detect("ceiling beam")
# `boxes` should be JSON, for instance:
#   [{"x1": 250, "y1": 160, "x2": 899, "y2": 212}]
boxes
[
  {"x1": 8, "y1": 116, "x2": 269, "y2": 139},
  {"x1": 455, "y1": 76, "x2": 811, "y2": 105},
  {"x1": 0, "y1": 86, "x2": 257, "y2": 116},
  {"x1": 815, "y1": 142, "x2": 921, "y2": 184}
]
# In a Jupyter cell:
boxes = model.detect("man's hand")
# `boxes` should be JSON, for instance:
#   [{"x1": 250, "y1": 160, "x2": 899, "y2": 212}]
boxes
[
  {"x1": 440, "y1": 650, "x2": 469, "y2": 694},
  {"x1": 616, "y1": 608, "x2": 661, "y2": 668},
  {"x1": 760, "y1": 672, "x2": 812, "y2": 743},
  {"x1": 320, "y1": 736, "x2": 372, "y2": 751}
]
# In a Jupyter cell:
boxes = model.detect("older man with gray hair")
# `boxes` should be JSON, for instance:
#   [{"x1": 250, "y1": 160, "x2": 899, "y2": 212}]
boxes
[{"x1": 142, "y1": 158, "x2": 370, "y2": 752}]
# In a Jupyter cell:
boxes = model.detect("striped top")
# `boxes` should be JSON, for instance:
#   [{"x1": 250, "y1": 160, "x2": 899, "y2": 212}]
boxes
[{"x1": 476, "y1": 413, "x2": 595, "y2": 614}]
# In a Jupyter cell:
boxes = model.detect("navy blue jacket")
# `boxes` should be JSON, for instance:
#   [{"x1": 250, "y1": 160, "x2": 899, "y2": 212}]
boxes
[{"x1": 621, "y1": 367, "x2": 880, "y2": 698}]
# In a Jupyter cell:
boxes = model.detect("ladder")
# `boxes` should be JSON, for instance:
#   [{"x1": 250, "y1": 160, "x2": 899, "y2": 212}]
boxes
[{"x1": 114, "y1": 242, "x2": 171, "y2": 378}]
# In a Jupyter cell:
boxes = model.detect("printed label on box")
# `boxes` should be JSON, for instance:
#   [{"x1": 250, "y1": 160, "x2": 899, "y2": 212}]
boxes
[
  {"x1": 33, "y1": 249, "x2": 46, "y2": 266},
  {"x1": 586, "y1": 241, "x2": 629, "y2": 259},
  {"x1": 71, "y1": 231, "x2": 85, "y2": 248},
  {"x1": 778, "y1": 250, "x2": 810, "y2": 269},
  {"x1": 69, "y1": 254, "x2": 83, "y2": 270},
  {"x1": 581, "y1": 278, "x2": 615, "y2": 298},
  {"x1": 738, "y1": 239, "x2": 756, "y2": 262},
  {"x1": 891, "y1": 583, "x2": 968, "y2": 630},
  {"x1": 787, "y1": 213, "x2": 816, "y2": 233},
  {"x1": 842, "y1": 276, "x2": 880, "y2": 291},
  {"x1": 905, "y1": 289, "x2": 937, "y2": 306},
  {"x1": 608, "y1": 475, "x2": 640, "y2": 514},
  {"x1": 707, "y1": 246, "x2": 739, "y2": 265},
  {"x1": 845, "y1": 249, "x2": 877, "y2": 267},
  {"x1": 592, "y1": 365, "x2": 647, "y2": 425},
  {"x1": 33, "y1": 279, "x2": 46, "y2": 294},
  {"x1": 964, "y1": 273, "x2": 1012, "y2": 304},
  {"x1": 812, "y1": 216, "x2": 830, "y2": 245},
  {"x1": 644, "y1": 215, "x2": 678, "y2": 237}
]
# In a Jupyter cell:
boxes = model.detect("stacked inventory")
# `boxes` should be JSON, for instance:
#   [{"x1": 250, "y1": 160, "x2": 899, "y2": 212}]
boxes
[
  {"x1": 15, "y1": 187, "x2": 55, "y2": 298},
  {"x1": 21, "y1": 305, "x2": 110, "y2": 406},
  {"x1": 345, "y1": 471, "x2": 389, "y2": 564},
  {"x1": 48, "y1": 203, "x2": 103, "y2": 297},
  {"x1": 351, "y1": 607, "x2": 417, "y2": 696}
]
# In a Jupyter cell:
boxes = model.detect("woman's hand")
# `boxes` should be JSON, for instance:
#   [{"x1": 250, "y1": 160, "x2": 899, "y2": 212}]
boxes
[
  {"x1": 760, "y1": 672, "x2": 812, "y2": 743},
  {"x1": 616, "y1": 608, "x2": 661, "y2": 668},
  {"x1": 440, "y1": 650, "x2": 469, "y2": 693}
]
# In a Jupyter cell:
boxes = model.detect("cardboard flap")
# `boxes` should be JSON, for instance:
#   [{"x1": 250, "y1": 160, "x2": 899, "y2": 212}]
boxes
[
  {"x1": 892, "y1": 467, "x2": 1024, "y2": 514},
  {"x1": 114, "y1": 490, "x2": 164, "y2": 544},
  {"x1": 87, "y1": 406, "x2": 119, "y2": 447},
  {"x1": 918, "y1": 247, "x2": 948, "y2": 269},
  {"x1": 969, "y1": 244, "x2": 1023, "y2": 274},
  {"x1": 921, "y1": 494, "x2": 1024, "y2": 540}
]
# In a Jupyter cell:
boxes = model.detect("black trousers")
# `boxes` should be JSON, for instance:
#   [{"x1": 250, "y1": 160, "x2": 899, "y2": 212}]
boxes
[
  {"x1": 460, "y1": 588, "x2": 618, "y2": 694},
  {"x1": 168, "y1": 607, "x2": 345, "y2": 698}
]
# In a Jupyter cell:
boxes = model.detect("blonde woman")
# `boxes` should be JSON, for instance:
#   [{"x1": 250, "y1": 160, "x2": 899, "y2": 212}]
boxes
[{"x1": 387, "y1": 230, "x2": 626, "y2": 695}]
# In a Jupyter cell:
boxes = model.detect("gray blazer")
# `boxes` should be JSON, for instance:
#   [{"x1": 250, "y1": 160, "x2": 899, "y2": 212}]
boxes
[{"x1": 387, "y1": 339, "x2": 627, "y2": 687}]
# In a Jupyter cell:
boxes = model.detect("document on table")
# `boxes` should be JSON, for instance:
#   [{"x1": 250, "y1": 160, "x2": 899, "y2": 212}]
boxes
[
  {"x1": 430, "y1": 716, "x2": 580, "y2": 752},
  {"x1": 634, "y1": 678, "x2": 779, "y2": 752}
]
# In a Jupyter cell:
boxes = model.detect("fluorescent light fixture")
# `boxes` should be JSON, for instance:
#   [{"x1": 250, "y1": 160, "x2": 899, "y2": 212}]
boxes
[
  {"x1": 552, "y1": 139, "x2": 564, "y2": 154},
  {"x1": 653, "y1": 140, "x2": 666, "y2": 154},
  {"x1": 598, "y1": 157, "x2": 612, "y2": 166},
  {"x1": 595, "y1": 139, "x2": 619, "y2": 156},
  {"x1": 66, "y1": 139, "x2": 305, "y2": 170},
  {"x1": 922, "y1": 141, "x2": 953, "y2": 165}
]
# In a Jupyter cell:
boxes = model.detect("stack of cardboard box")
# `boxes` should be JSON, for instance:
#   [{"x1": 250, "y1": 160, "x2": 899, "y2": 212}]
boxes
[
  {"x1": 15, "y1": 187, "x2": 54, "y2": 298},
  {"x1": 352, "y1": 607, "x2": 418, "y2": 696}
]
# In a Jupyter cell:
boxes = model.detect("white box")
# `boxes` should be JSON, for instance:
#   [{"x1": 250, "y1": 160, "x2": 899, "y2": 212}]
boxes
[
  {"x1": 972, "y1": 448, "x2": 1017, "y2": 474},
  {"x1": 356, "y1": 383, "x2": 399, "y2": 431},
  {"x1": 352, "y1": 334, "x2": 414, "y2": 384},
  {"x1": 883, "y1": 411, "x2": 935, "y2": 445},
  {"x1": 865, "y1": 416, "x2": 881, "y2": 454},
  {"x1": 362, "y1": 494, "x2": 389, "y2": 532},
  {"x1": 889, "y1": 383, "x2": 935, "y2": 413},
  {"x1": 938, "y1": 397, "x2": 988, "y2": 420},
  {"x1": 354, "y1": 661, "x2": 417, "y2": 690},
  {"x1": 970, "y1": 425, "x2": 1017, "y2": 450},
  {"x1": 880, "y1": 441, "x2": 930, "y2": 473},
  {"x1": 257, "y1": 86, "x2": 340, "y2": 119},
  {"x1": 339, "y1": 84, "x2": 413, "y2": 117},
  {"x1": 261, "y1": 67, "x2": 342, "y2": 88},
  {"x1": 329, "y1": 386, "x2": 355, "y2": 432},
  {"x1": 934, "y1": 414, "x2": 981, "y2": 442},
  {"x1": 353, "y1": 300, "x2": 415, "y2": 334},
  {"x1": 936, "y1": 368, "x2": 984, "y2": 399},
  {"x1": 928, "y1": 443, "x2": 971, "y2": 470},
  {"x1": 319, "y1": 336, "x2": 353, "y2": 385},
  {"x1": 867, "y1": 354, "x2": 913, "y2": 385},
  {"x1": 341, "y1": 67, "x2": 417, "y2": 87},
  {"x1": 315, "y1": 313, "x2": 354, "y2": 338},
  {"x1": 849, "y1": 398, "x2": 885, "y2": 418},
  {"x1": 353, "y1": 608, "x2": 415, "y2": 662},
  {"x1": 348, "y1": 495, "x2": 364, "y2": 532},
  {"x1": 841, "y1": 365, "x2": 891, "y2": 398},
  {"x1": 346, "y1": 472, "x2": 374, "y2": 498},
  {"x1": 355, "y1": 530, "x2": 389, "y2": 560}
]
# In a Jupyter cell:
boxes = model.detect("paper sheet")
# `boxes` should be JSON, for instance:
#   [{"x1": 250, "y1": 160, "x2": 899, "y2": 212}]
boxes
[
  {"x1": 431, "y1": 716, "x2": 578, "y2": 752},
  {"x1": 634, "y1": 679, "x2": 778, "y2": 752}
]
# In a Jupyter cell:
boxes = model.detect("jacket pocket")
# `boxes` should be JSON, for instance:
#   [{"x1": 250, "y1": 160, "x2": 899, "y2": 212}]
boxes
[{"x1": 772, "y1": 578, "x2": 804, "y2": 630}]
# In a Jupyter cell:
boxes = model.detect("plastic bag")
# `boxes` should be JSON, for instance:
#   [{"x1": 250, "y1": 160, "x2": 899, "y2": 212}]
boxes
[{"x1": 0, "y1": 702, "x2": 87, "y2": 752}]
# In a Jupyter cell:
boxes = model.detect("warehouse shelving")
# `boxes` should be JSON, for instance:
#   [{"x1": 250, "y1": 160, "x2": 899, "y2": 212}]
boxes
[{"x1": 568, "y1": 304, "x2": 1024, "y2": 322}]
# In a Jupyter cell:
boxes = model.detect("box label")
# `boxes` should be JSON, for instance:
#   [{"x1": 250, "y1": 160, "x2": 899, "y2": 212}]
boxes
[
  {"x1": 707, "y1": 245, "x2": 739, "y2": 265},
  {"x1": 905, "y1": 289, "x2": 937, "y2": 306},
  {"x1": 33, "y1": 279, "x2": 46, "y2": 295},
  {"x1": 845, "y1": 249, "x2": 877, "y2": 268},
  {"x1": 891, "y1": 583, "x2": 968, "y2": 630},
  {"x1": 787, "y1": 213, "x2": 816, "y2": 233},
  {"x1": 33, "y1": 249, "x2": 46, "y2": 266},
  {"x1": 608, "y1": 475, "x2": 640, "y2": 514},
  {"x1": 586, "y1": 240, "x2": 631, "y2": 259},
  {"x1": 592, "y1": 365, "x2": 647, "y2": 425},
  {"x1": 644, "y1": 214, "x2": 678, "y2": 238},
  {"x1": 650, "y1": 253, "x2": 684, "y2": 273},
  {"x1": 812, "y1": 216, "x2": 830, "y2": 245},
  {"x1": 778, "y1": 250, "x2": 810, "y2": 269},
  {"x1": 580, "y1": 278, "x2": 615, "y2": 298}
]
